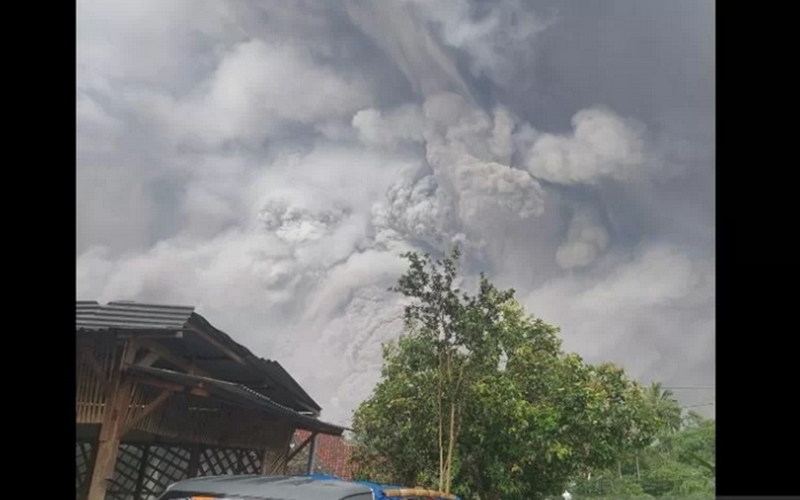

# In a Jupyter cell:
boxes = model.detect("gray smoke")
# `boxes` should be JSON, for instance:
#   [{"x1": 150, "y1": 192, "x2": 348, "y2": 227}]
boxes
[{"x1": 77, "y1": 0, "x2": 715, "y2": 424}]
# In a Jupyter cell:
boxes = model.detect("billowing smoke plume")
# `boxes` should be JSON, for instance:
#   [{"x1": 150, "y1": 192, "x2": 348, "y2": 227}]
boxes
[{"x1": 77, "y1": 0, "x2": 715, "y2": 424}]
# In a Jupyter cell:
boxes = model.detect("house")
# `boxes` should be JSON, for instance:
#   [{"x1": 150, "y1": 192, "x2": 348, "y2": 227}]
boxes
[
  {"x1": 76, "y1": 300, "x2": 346, "y2": 500},
  {"x1": 286, "y1": 429, "x2": 355, "y2": 479}
]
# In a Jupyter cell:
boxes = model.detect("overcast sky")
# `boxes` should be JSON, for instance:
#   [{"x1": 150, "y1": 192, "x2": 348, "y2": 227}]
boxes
[{"x1": 77, "y1": 0, "x2": 715, "y2": 425}]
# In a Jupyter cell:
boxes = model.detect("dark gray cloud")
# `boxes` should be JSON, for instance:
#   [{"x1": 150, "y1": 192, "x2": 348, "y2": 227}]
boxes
[{"x1": 77, "y1": 0, "x2": 715, "y2": 423}]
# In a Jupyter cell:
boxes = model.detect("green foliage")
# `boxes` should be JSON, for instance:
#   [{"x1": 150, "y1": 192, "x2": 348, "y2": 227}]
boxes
[
  {"x1": 571, "y1": 412, "x2": 715, "y2": 499},
  {"x1": 572, "y1": 495, "x2": 712, "y2": 500},
  {"x1": 352, "y1": 248, "x2": 667, "y2": 500}
]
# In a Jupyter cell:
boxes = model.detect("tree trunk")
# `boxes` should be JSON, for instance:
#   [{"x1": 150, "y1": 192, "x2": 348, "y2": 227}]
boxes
[
  {"x1": 444, "y1": 402, "x2": 457, "y2": 493},
  {"x1": 437, "y1": 362, "x2": 444, "y2": 491}
]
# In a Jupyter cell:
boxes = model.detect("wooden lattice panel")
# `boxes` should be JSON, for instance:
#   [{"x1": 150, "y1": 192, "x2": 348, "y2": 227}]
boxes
[
  {"x1": 238, "y1": 449, "x2": 262, "y2": 475},
  {"x1": 107, "y1": 444, "x2": 145, "y2": 500},
  {"x1": 198, "y1": 447, "x2": 239, "y2": 476},
  {"x1": 142, "y1": 446, "x2": 191, "y2": 498},
  {"x1": 76, "y1": 441, "x2": 280, "y2": 500},
  {"x1": 76, "y1": 441, "x2": 95, "y2": 495}
]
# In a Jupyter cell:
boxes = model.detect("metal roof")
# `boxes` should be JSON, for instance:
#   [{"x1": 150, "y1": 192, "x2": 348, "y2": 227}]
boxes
[
  {"x1": 162, "y1": 475, "x2": 373, "y2": 500},
  {"x1": 76, "y1": 300, "x2": 194, "y2": 331},
  {"x1": 186, "y1": 310, "x2": 321, "y2": 412},
  {"x1": 76, "y1": 301, "x2": 322, "y2": 413},
  {"x1": 128, "y1": 365, "x2": 346, "y2": 436}
]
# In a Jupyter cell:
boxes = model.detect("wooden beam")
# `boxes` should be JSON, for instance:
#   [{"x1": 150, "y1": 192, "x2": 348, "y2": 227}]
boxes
[
  {"x1": 116, "y1": 330, "x2": 184, "y2": 340},
  {"x1": 136, "y1": 351, "x2": 161, "y2": 368},
  {"x1": 129, "y1": 375, "x2": 211, "y2": 398},
  {"x1": 135, "y1": 339, "x2": 214, "y2": 378},
  {"x1": 286, "y1": 432, "x2": 316, "y2": 462},
  {"x1": 306, "y1": 433, "x2": 319, "y2": 474},
  {"x1": 120, "y1": 389, "x2": 173, "y2": 435},
  {"x1": 131, "y1": 339, "x2": 277, "y2": 393},
  {"x1": 122, "y1": 339, "x2": 141, "y2": 365},
  {"x1": 187, "y1": 325, "x2": 247, "y2": 366},
  {"x1": 86, "y1": 340, "x2": 135, "y2": 500}
]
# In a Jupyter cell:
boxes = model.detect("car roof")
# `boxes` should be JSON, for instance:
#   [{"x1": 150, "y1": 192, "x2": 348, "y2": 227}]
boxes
[{"x1": 162, "y1": 474, "x2": 374, "y2": 500}]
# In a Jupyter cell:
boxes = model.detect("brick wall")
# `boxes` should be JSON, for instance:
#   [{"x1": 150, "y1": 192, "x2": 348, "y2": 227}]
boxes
[{"x1": 286, "y1": 430, "x2": 355, "y2": 480}]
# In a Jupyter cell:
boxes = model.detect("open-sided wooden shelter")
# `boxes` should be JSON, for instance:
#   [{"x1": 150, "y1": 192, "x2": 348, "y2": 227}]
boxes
[{"x1": 76, "y1": 301, "x2": 345, "y2": 500}]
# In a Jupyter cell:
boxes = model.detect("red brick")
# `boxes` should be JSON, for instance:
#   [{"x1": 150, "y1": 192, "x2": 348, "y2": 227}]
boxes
[{"x1": 289, "y1": 430, "x2": 355, "y2": 480}]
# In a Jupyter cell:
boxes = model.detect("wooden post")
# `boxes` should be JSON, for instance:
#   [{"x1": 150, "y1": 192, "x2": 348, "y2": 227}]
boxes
[
  {"x1": 87, "y1": 377, "x2": 133, "y2": 500},
  {"x1": 234, "y1": 449, "x2": 242, "y2": 474},
  {"x1": 87, "y1": 341, "x2": 137, "y2": 500},
  {"x1": 305, "y1": 434, "x2": 318, "y2": 474},
  {"x1": 134, "y1": 445, "x2": 150, "y2": 500},
  {"x1": 187, "y1": 445, "x2": 201, "y2": 478}
]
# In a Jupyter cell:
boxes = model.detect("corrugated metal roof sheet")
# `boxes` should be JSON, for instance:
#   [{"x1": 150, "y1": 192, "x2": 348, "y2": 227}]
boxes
[
  {"x1": 76, "y1": 301, "x2": 194, "y2": 331},
  {"x1": 186, "y1": 311, "x2": 321, "y2": 412},
  {"x1": 128, "y1": 365, "x2": 346, "y2": 435},
  {"x1": 76, "y1": 300, "x2": 323, "y2": 413},
  {"x1": 251, "y1": 358, "x2": 321, "y2": 413}
]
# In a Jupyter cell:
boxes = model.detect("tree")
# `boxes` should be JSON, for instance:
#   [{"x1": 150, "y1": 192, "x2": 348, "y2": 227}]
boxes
[
  {"x1": 571, "y1": 411, "x2": 715, "y2": 499},
  {"x1": 646, "y1": 383, "x2": 682, "y2": 433},
  {"x1": 352, "y1": 248, "x2": 663, "y2": 500}
]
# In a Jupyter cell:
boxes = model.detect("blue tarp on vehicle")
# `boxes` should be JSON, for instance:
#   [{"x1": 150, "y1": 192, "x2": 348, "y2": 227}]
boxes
[{"x1": 306, "y1": 474, "x2": 462, "y2": 500}]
